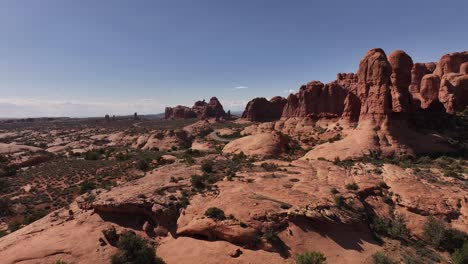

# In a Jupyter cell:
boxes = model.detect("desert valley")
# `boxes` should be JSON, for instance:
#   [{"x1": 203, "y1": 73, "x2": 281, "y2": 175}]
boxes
[{"x1": 0, "y1": 48, "x2": 466, "y2": 264}]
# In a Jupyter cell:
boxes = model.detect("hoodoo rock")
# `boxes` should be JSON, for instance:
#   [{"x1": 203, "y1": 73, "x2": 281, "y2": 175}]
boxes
[
  {"x1": 241, "y1": 97, "x2": 286, "y2": 122},
  {"x1": 433, "y1": 51, "x2": 468, "y2": 77},
  {"x1": 165, "y1": 97, "x2": 228, "y2": 120},
  {"x1": 419, "y1": 74, "x2": 441, "y2": 109},
  {"x1": 356, "y1": 48, "x2": 392, "y2": 117},
  {"x1": 388, "y1": 50, "x2": 413, "y2": 113},
  {"x1": 409, "y1": 63, "x2": 436, "y2": 94}
]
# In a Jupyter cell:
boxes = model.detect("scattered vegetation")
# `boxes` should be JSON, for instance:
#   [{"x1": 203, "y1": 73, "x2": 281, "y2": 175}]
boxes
[
  {"x1": 423, "y1": 216, "x2": 467, "y2": 253},
  {"x1": 372, "y1": 251, "x2": 398, "y2": 264},
  {"x1": 296, "y1": 251, "x2": 326, "y2": 264},
  {"x1": 372, "y1": 215, "x2": 409, "y2": 240}
]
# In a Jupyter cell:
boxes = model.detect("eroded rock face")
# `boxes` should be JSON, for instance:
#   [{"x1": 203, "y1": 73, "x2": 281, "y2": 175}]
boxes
[
  {"x1": 165, "y1": 97, "x2": 228, "y2": 120},
  {"x1": 434, "y1": 51, "x2": 468, "y2": 77},
  {"x1": 357, "y1": 48, "x2": 392, "y2": 117},
  {"x1": 439, "y1": 73, "x2": 468, "y2": 114},
  {"x1": 419, "y1": 74, "x2": 441, "y2": 109},
  {"x1": 409, "y1": 63, "x2": 436, "y2": 94},
  {"x1": 282, "y1": 81, "x2": 349, "y2": 118},
  {"x1": 241, "y1": 97, "x2": 287, "y2": 122},
  {"x1": 388, "y1": 50, "x2": 413, "y2": 113}
]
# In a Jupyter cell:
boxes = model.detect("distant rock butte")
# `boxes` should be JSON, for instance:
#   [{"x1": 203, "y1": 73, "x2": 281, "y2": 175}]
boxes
[
  {"x1": 165, "y1": 97, "x2": 228, "y2": 120},
  {"x1": 242, "y1": 49, "x2": 468, "y2": 121}
]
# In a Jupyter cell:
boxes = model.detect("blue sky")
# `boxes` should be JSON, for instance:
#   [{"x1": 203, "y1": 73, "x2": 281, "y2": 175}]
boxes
[{"x1": 0, "y1": 0, "x2": 467, "y2": 117}]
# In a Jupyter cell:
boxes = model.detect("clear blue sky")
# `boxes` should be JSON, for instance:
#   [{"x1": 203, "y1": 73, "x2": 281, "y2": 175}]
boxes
[{"x1": 1, "y1": 0, "x2": 467, "y2": 117}]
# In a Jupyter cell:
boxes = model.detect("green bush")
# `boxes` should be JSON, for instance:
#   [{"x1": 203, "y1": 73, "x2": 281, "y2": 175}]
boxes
[
  {"x1": 201, "y1": 160, "x2": 213, "y2": 173},
  {"x1": 79, "y1": 180, "x2": 96, "y2": 194},
  {"x1": 345, "y1": 182, "x2": 359, "y2": 191},
  {"x1": 263, "y1": 229, "x2": 280, "y2": 244},
  {"x1": 451, "y1": 242, "x2": 468, "y2": 264},
  {"x1": 372, "y1": 251, "x2": 398, "y2": 264},
  {"x1": 204, "y1": 207, "x2": 226, "y2": 221},
  {"x1": 334, "y1": 195, "x2": 345, "y2": 208},
  {"x1": 23, "y1": 209, "x2": 48, "y2": 225},
  {"x1": 372, "y1": 215, "x2": 409, "y2": 239},
  {"x1": 190, "y1": 174, "x2": 217, "y2": 191},
  {"x1": 8, "y1": 221, "x2": 21, "y2": 232},
  {"x1": 84, "y1": 150, "x2": 101, "y2": 160},
  {"x1": 137, "y1": 159, "x2": 150, "y2": 172},
  {"x1": 296, "y1": 251, "x2": 326, "y2": 264},
  {"x1": 423, "y1": 216, "x2": 468, "y2": 252},
  {"x1": 111, "y1": 231, "x2": 165, "y2": 264},
  {"x1": 0, "y1": 178, "x2": 8, "y2": 193}
]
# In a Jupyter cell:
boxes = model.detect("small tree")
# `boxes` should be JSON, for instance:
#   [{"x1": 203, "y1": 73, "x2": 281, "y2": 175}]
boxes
[
  {"x1": 296, "y1": 251, "x2": 326, "y2": 264},
  {"x1": 201, "y1": 160, "x2": 213, "y2": 173},
  {"x1": 451, "y1": 242, "x2": 468, "y2": 264},
  {"x1": 204, "y1": 207, "x2": 226, "y2": 221},
  {"x1": 372, "y1": 251, "x2": 398, "y2": 264},
  {"x1": 111, "y1": 231, "x2": 165, "y2": 264}
]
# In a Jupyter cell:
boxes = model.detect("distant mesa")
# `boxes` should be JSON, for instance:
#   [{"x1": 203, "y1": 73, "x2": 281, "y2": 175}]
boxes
[{"x1": 165, "y1": 97, "x2": 229, "y2": 120}]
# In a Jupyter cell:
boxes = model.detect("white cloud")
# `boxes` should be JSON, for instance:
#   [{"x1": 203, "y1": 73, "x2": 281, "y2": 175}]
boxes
[
  {"x1": 0, "y1": 97, "x2": 166, "y2": 118},
  {"x1": 232, "y1": 86, "x2": 249, "y2": 91},
  {"x1": 283, "y1": 89, "x2": 296, "y2": 94}
]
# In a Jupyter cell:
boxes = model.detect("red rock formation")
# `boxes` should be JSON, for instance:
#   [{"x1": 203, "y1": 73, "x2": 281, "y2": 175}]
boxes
[
  {"x1": 434, "y1": 51, "x2": 468, "y2": 77},
  {"x1": 281, "y1": 81, "x2": 348, "y2": 118},
  {"x1": 241, "y1": 48, "x2": 467, "y2": 123},
  {"x1": 439, "y1": 73, "x2": 468, "y2": 114},
  {"x1": 241, "y1": 97, "x2": 286, "y2": 122},
  {"x1": 409, "y1": 63, "x2": 436, "y2": 94},
  {"x1": 419, "y1": 74, "x2": 441, "y2": 109},
  {"x1": 357, "y1": 48, "x2": 392, "y2": 116},
  {"x1": 165, "y1": 97, "x2": 228, "y2": 120},
  {"x1": 388, "y1": 50, "x2": 413, "y2": 113},
  {"x1": 164, "y1": 106, "x2": 197, "y2": 119}
]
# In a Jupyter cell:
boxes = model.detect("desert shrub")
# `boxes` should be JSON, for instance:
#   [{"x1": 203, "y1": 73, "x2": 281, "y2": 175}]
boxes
[
  {"x1": 0, "y1": 198, "x2": 11, "y2": 216},
  {"x1": 8, "y1": 221, "x2": 21, "y2": 232},
  {"x1": 84, "y1": 150, "x2": 101, "y2": 160},
  {"x1": 334, "y1": 195, "x2": 344, "y2": 208},
  {"x1": 378, "y1": 181, "x2": 389, "y2": 189},
  {"x1": 372, "y1": 215, "x2": 409, "y2": 239},
  {"x1": 190, "y1": 173, "x2": 217, "y2": 191},
  {"x1": 440, "y1": 228, "x2": 467, "y2": 252},
  {"x1": 111, "y1": 231, "x2": 165, "y2": 264},
  {"x1": 137, "y1": 159, "x2": 150, "y2": 171},
  {"x1": 333, "y1": 157, "x2": 355, "y2": 168},
  {"x1": 116, "y1": 152, "x2": 130, "y2": 161},
  {"x1": 263, "y1": 229, "x2": 280, "y2": 244},
  {"x1": 0, "y1": 165, "x2": 17, "y2": 177},
  {"x1": 204, "y1": 207, "x2": 226, "y2": 221},
  {"x1": 79, "y1": 180, "x2": 96, "y2": 194},
  {"x1": 261, "y1": 162, "x2": 278, "y2": 171},
  {"x1": 296, "y1": 251, "x2": 326, "y2": 264},
  {"x1": 328, "y1": 134, "x2": 342, "y2": 143},
  {"x1": 23, "y1": 209, "x2": 48, "y2": 225},
  {"x1": 451, "y1": 242, "x2": 468, "y2": 264},
  {"x1": 201, "y1": 160, "x2": 213, "y2": 173},
  {"x1": 0, "y1": 178, "x2": 9, "y2": 193},
  {"x1": 345, "y1": 182, "x2": 359, "y2": 191},
  {"x1": 372, "y1": 251, "x2": 397, "y2": 264},
  {"x1": 330, "y1": 187, "x2": 339, "y2": 194},
  {"x1": 239, "y1": 222, "x2": 248, "y2": 228},
  {"x1": 423, "y1": 216, "x2": 467, "y2": 252}
]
